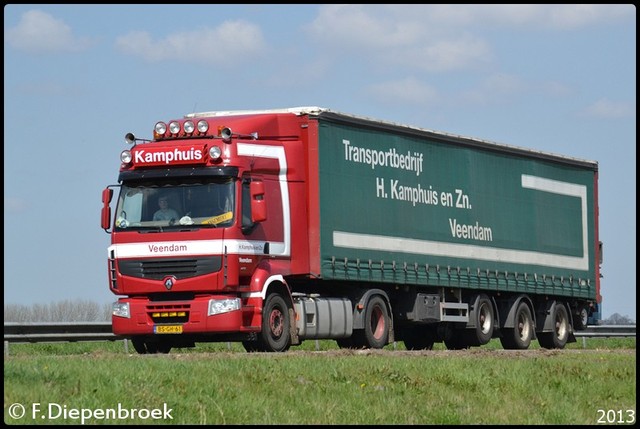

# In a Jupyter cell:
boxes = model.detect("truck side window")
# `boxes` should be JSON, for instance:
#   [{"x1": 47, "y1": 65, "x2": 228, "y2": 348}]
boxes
[{"x1": 241, "y1": 179, "x2": 253, "y2": 233}]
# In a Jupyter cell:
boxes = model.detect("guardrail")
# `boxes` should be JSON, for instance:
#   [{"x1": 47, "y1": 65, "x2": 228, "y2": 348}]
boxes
[
  {"x1": 4, "y1": 322, "x2": 121, "y2": 345},
  {"x1": 572, "y1": 324, "x2": 637, "y2": 338},
  {"x1": 573, "y1": 324, "x2": 636, "y2": 348},
  {"x1": 3, "y1": 322, "x2": 635, "y2": 354},
  {"x1": 3, "y1": 322, "x2": 124, "y2": 356}
]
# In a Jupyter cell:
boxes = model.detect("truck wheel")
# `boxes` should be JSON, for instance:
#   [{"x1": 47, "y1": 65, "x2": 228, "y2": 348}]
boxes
[
  {"x1": 336, "y1": 337, "x2": 359, "y2": 349},
  {"x1": 156, "y1": 341, "x2": 172, "y2": 354},
  {"x1": 242, "y1": 340, "x2": 264, "y2": 352},
  {"x1": 472, "y1": 295, "x2": 494, "y2": 346},
  {"x1": 403, "y1": 326, "x2": 435, "y2": 350},
  {"x1": 361, "y1": 295, "x2": 390, "y2": 349},
  {"x1": 131, "y1": 337, "x2": 148, "y2": 354},
  {"x1": 444, "y1": 331, "x2": 469, "y2": 350},
  {"x1": 538, "y1": 303, "x2": 570, "y2": 349},
  {"x1": 500, "y1": 302, "x2": 533, "y2": 350},
  {"x1": 131, "y1": 337, "x2": 162, "y2": 354},
  {"x1": 573, "y1": 306, "x2": 589, "y2": 331},
  {"x1": 259, "y1": 293, "x2": 291, "y2": 352}
]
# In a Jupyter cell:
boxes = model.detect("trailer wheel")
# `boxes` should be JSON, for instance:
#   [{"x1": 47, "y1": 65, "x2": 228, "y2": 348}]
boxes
[
  {"x1": 361, "y1": 295, "x2": 390, "y2": 349},
  {"x1": 259, "y1": 293, "x2": 291, "y2": 352},
  {"x1": 500, "y1": 302, "x2": 533, "y2": 350},
  {"x1": 403, "y1": 326, "x2": 435, "y2": 350},
  {"x1": 573, "y1": 306, "x2": 589, "y2": 331},
  {"x1": 472, "y1": 295, "x2": 494, "y2": 346},
  {"x1": 538, "y1": 303, "x2": 570, "y2": 349}
]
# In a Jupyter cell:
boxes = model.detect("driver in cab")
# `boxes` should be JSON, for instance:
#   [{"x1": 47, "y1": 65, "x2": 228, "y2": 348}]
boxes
[{"x1": 153, "y1": 195, "x2": 179, "y2": 222}]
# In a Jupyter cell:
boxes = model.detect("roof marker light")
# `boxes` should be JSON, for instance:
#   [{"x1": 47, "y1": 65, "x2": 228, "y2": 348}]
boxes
[
  {"x1": 197, "y1": 120, "x2": 209, "y2": 134},
  {"x1": 169, "y1": 121, "x2": 181, "y2": 134},
  {"x1": 154, "y1": 122, "x2": 167, "y2": 138}
]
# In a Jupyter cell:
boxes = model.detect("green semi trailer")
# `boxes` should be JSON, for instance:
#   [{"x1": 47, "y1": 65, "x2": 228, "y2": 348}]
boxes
[
  {"x1": 300, "y1": 109, "x2": 601, "y2": 350},
  {"x1": 105, "y1": 107, "x2": 601, "y2": 352}
]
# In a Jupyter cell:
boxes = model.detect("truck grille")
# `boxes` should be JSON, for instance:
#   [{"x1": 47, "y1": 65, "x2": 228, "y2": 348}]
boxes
[
  {"x1": 147, "y1": 303, "x2": 190, "y2": 323},
  {"x1": 119, "y1": 257, "x2": 221, "y2": 280}
]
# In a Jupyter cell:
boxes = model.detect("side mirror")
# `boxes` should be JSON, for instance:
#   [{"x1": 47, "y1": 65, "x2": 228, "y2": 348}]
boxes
[
  {"x1": 101, "y1": 188, "x2": 113, "y2": 231},
  {"x1": 250, "y1": 181, "x2": 267, "y2": 223}
]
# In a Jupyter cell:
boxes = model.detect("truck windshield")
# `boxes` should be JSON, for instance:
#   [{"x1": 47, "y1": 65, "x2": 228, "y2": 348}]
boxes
[{"x1": 114, "y1": 178, "x2": 235, "y2": 230}]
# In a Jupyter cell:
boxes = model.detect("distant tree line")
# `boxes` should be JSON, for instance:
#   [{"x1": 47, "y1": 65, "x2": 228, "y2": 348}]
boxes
[
  {"x1": 2, "y1": 300, "x2": 636, "y2": 325},
  {"x1": 4, "y1": 300, "x2": 112, "y2": 323}
]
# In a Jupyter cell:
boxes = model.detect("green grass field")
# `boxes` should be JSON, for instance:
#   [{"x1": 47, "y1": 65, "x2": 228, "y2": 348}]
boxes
[{"x1": 4, "y1": 338, "x2": 636, "y2": 425}]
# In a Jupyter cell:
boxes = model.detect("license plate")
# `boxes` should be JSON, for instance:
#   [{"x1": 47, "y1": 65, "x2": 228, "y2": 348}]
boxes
[{"x1": 154, "y1": 325, "x2": 183, "y2": 334}]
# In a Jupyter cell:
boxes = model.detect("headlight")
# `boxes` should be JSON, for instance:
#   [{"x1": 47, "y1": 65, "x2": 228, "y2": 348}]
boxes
[
  {"x1": 120, "y1": 150, "x2": 132, "y2": 164},
  {"x1": 209, "y1": 145, "x2": 222, "y2": 160},
  {"x1": 112, "y1": 302, "x2": 131, "y2": 318},
  {"x1": 208, "y1": 298, "x2": 241, "y2": 316}
]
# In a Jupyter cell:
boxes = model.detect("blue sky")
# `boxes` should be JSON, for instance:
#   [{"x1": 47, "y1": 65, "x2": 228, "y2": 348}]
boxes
[{"x1": 3, "y1": 5, "x2": 636, "y2": 320}]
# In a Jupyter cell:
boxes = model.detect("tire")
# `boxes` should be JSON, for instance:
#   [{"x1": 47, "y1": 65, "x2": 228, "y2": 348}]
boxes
[
  {"x1": 538, "y1": 303, "x2": 570, "y2": 349},
  {"x1": 334, "y1": 338, "x2": 357, "y2": 349},
  {"x1": 402, "y1": 326, "x2": 435, "y2": 350},
  {"x1": 242, "y1": 340, "x2": 265, "y2": 353},
  {"x1": 259, "y1": 293, "x2": 291, "y2": 352},
  {"x1": 471, "y1": 295, "x2": 494, "y2": 346},
  {"x1": 156, "y1": 341, "x2": 172, "y2": 354},
  {"x1": 573, "y1": 306, "x2": 589, "y2": 331},
  {"x1": 361, "y1": 295, "x2": 390, "y2": 349},
  {"x1": 131, "y1": 337, "x2": 164, "y2": 354},
  {"x1": 444, "y1": 331, "x2": 469, "y2": 350},
  {"x1": 131, "y1": 337, "x2": 148, "y2": 354},
  {"x1": 500, "y1": 301, "x2": 534, "y2": 350}
]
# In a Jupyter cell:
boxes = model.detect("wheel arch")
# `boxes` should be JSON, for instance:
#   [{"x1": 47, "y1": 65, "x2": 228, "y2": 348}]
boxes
[
  {"x1": 244, "y1": 273, "x2": 297, "y2": 343},
  {"x1": 498, "y1": 294, "x2": 537, "y2": 336},
  {"x1": 466, "y1": 293, "x2": 499, "y2": 329},
  {"x1": 264, "y1": 276, "x2": 292, "y2": 303},
  {"x1": 351, "y1": 288, "x2": 394, "y2": 343},
  {"x1": 536, "y1": 299, "x2": 576, "y2": 342},
  {"x1": 536, "y1": 300, "x2": 573, "y2": 331}
]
